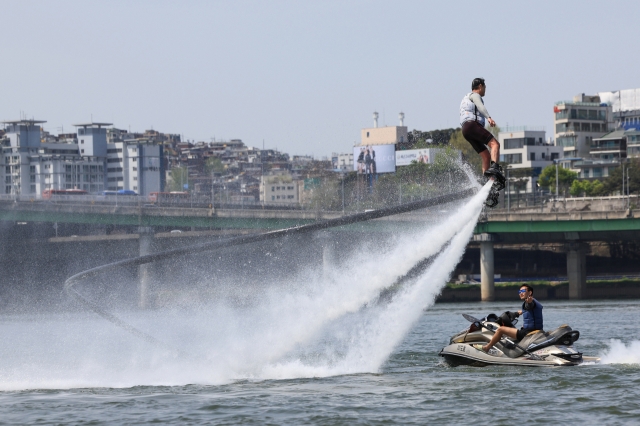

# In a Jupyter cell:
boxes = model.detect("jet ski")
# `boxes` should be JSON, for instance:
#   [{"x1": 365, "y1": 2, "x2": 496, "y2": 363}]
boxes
[{"x1": 439, "y1": 312, "x2": 601, "y2": 367}]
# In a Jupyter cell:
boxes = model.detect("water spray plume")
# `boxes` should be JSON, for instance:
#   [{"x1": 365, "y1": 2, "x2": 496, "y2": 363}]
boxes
[{"x1": 1, "y1": 182, "x2": 493, "y2": 390}]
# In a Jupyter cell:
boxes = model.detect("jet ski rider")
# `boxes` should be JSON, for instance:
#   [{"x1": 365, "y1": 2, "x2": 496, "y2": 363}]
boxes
[{"x1": 482, "y1": 285, "x2": 543, "y2": 352}]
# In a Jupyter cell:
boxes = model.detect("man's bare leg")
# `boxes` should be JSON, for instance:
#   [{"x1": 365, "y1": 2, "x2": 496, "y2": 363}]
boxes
[
  {"x1": 483, "y1": 326, "x2": 518, "y2": 351},
  {"x1": 487, "y1": 139, "x2": 500, "y2": 164},
  {"x1": 480, "y1": 150, "x2": 491, "y2": 173}
]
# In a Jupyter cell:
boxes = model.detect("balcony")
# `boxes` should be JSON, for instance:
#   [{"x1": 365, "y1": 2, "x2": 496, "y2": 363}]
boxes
[{"x1": 590, "y1": 141, "x2": 623, "y2": 152}]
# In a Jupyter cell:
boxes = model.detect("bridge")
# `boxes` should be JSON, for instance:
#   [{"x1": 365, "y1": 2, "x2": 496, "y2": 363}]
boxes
[{"x1": 1, "y1": 194, "x2": 638, "y2": 301}]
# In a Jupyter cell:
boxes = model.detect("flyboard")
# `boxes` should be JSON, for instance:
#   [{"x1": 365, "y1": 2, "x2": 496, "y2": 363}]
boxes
[{"x1": 484, "y1": 164, "x2": 506, "y2": 208}]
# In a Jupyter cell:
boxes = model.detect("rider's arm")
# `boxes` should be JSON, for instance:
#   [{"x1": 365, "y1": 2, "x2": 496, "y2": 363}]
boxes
[{"x1": 469, "y1": 93, "x2": 491, "y2": 119}]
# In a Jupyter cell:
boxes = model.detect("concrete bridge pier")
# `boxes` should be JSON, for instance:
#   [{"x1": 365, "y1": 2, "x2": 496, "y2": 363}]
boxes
[
  {"x1": 138, "y1": 226, "x2": 155, "y2": 308},
  {"x1": 566, "y1": 241, "x2": 587, "y2": 299},
  {"x1": 475, "y1": 233, "x2": 495, "y2": 301}
]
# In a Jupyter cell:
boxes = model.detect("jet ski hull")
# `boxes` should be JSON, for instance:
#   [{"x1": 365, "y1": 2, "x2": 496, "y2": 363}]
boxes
[
  {"x1": 439, "y1": 342, "x2": 583, "y2": 367},
  {"x1": 439, "y1": 313, "x2": 597, "y2": 367}
]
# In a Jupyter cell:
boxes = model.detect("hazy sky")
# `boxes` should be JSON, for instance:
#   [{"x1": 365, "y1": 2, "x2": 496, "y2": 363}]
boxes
[{"x1": 2, "y1": 0, "x2": 639, "y2": 157}]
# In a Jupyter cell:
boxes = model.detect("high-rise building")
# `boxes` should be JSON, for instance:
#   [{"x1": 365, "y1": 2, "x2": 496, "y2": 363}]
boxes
[
  {"x1": 0, "y1": 119, "x2": 164, "y2": 197},
  {"x1": 553, "y1": 94, "x2": 612, "y2": 158}
]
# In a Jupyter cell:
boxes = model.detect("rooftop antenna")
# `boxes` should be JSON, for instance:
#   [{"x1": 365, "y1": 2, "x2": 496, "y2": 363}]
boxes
[
  {"x1": 399, "y1": 112, "x2": 405, "y2": 126},
  {"x1": 373, "y1": 111, "x2": 379, "y2": 128}
]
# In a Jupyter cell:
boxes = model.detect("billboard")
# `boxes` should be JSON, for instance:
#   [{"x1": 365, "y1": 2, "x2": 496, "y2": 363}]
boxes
[
  {"x1": 395, "y1": 148, "x2": 461, "y2": 166},
  {"x1": 353, "y1": 144, "x2": 396, "y2": 174},
  {"x1": 395, "y1": 149, "x2": 434, "y2": 166}
]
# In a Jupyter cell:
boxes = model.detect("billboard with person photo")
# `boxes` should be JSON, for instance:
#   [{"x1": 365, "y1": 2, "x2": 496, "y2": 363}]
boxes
[{"x1": 353, "y1": 144, "x2": 396, "y2": 174}]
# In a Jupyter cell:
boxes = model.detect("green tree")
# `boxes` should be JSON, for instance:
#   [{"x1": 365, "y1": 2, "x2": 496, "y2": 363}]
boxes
[
  {"x1": 601, "y1": 158, "x2": 640, "y2": 195},
  {"x1": 538, "y1": 164, "x2": 578, "y2": 195},
  {"x1": 205, "y1": 157, "x2": 225, "y2": 174},
  {"x1": 570, "y1": 179, "x2": 605, "y2": 197},
  {"x1": 448, "y1": 128, "x2": 483, "y2": 174},
  {"x1": 486, "y1": 124, "x2": 501, "y2": 139},
  {"x1": 168, "y1": 166, "x2": 189, "y2": 192}
]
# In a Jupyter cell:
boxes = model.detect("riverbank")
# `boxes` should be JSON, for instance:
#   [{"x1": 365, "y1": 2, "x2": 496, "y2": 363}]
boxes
[{"x1": 436, "y1": 278, "x2": 640, "y2": 302}]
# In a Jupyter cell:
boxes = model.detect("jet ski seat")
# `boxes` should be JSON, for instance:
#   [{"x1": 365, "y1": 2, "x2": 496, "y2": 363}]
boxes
[{"x1": 498, "y1": 325, "x2": 580, "y2": 358}]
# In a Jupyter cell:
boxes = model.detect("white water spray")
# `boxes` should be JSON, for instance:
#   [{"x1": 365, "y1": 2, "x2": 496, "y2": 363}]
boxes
[
  {"x1": 599, "y1": 339, "x2": 640, "y2": 364},
  {"x1": 0, "y1": 183, "x2": 492, "y2": 390}
]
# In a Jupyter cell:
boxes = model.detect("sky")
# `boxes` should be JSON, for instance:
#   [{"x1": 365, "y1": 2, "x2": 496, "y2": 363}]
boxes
[{"x1": 2, "y1": 0, "x2": 640, "y2": 157}]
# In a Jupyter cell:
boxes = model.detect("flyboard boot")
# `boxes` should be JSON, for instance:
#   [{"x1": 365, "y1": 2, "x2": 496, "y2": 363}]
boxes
[{"x1": 484, "y1": 162, "x2": 505, "y2": 208}]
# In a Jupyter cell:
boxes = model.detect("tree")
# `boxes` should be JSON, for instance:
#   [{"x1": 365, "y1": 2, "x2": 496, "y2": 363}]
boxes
[
  {"x1": 407, "y1": 128, "x2": 457, "y2": 148},
  {"x1": 448, "y1": 128, "x2": 483, "y2": 174},
  {"x1": 168, "y1": 166, "x2": 189, "y2": 192},
  {"x1": 601, "y1": 158, "x2": 640, "y2": 195},
  {"x1": 205, "y1": 157, "x2": 225, "y2": 175},
  {"x1": 537, "y1": 164, "x2": 578, "y2": 195},
  {"x1": 570, "y1": 179, "x2": 605, "y2": 197}
]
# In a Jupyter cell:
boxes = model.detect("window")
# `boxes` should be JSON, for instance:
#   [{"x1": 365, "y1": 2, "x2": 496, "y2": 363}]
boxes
[
  {"x1": 81, "y1": 140, "x2": 84, "y2": 144},
  {"x1": 133, "y1": 186, "x2": 137, "y2": 190},
  {"x1": 271, "y1": 187, "x2": 274, "y2": 192},
  {"x1": 30, "y1": 185, "x2": 36, "y2": 193},
  {"x1": 366, "y1": 132, "x2": 370, "y2": 137},
  {"x1": 530, "y1": 152, "x2": 535, "y2": 161},
  {"x1": 581, "y1": 123, "x2": 591, "y2": 132},
  {"x1": 30, "y1": 166, "x2": 35, "y2": 173},
  {"x1": 592, "y1": 167, "x2": 603, "y2": 177},
  {"x1": 5, "y1": 186, "x2": 10, "y2": 193},
  {"x1": 589, "y1": 110, "x2": 597, "y2": 120},
  {"x1": 556, "y1": 136, "x2": 576, "y2": 147},
  {"x1": 271, "y1": 196, "x2": 275, "y2": 200},
  {"x1": 503, "y1": 153, "x2": 522, "y2": 164},
  {"x1": 132, "y1": 158, "x2": 137, "y2": 162},
  {"x1": 81, "y1": 149, "x2": 85, "y2": 154},
  {"x1": 133, "y1": 167, "x2": 137, "y2": 171},
  {"x1": 133, "y1": 177, "x2": 137, "y2": 181},
  {"x1": 504, "y1": 138, "x2": 524, "y2": 149},
  {"x1": 541, "y1": 152, "x2": 546, "y2": 159}
]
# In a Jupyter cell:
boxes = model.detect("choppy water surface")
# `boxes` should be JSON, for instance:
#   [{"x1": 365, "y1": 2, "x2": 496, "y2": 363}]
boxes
[
  {"x1": 1, "y1": 300, "x2": 639, "y2": 425},
  {"x1": 2, "y1": 186, "x2": 639, "y2": 424}
]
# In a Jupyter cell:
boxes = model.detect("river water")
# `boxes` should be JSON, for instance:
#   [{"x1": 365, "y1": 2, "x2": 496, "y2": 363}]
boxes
[
  {"x1": 0, "y1": 300, "x2": 639, "y2": 425},
  {"x1": 1, "y1": 184, "x2": 639, "y2": 424}
]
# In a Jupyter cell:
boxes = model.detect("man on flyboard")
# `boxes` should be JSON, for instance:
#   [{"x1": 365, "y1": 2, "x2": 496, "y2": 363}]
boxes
[{"x1": 460, "y1": 78, "x2": 505, "y2": 207}]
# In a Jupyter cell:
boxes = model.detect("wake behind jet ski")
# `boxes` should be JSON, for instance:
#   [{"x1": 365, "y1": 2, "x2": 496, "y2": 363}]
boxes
[{"x1": 439, "y1": 312, "x2": 600, "y2": 367}]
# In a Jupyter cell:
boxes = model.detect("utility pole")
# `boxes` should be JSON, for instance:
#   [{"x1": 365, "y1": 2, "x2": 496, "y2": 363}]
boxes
[{"x1": 555, "y1": 160, "x2": 559, "y2": 199}]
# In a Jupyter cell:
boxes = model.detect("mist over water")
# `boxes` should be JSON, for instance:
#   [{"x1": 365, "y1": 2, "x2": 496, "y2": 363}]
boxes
[{"x1": 0, "y1": 183, "x2": 490, "y2": 391}]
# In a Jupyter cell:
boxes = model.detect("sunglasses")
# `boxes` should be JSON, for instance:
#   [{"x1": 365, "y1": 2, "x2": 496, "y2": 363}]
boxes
[{"x1": 519, "y1": 289, "x2": 527, "y2": 294}]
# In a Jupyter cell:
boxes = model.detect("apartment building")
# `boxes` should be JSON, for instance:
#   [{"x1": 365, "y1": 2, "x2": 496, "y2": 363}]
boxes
[
  {"x1": 553, "y1": 94, "x2": 612, "y2": 158},
  {"x1": 259, "y1": 173, "x2": 299, "y2": 205},
  {"x1": 0, "y1": 119, "x2": 164, "y2": 197},
  {"x1": 498, "y1": 128, "x2": 562, "y2": 191}
]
